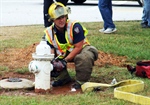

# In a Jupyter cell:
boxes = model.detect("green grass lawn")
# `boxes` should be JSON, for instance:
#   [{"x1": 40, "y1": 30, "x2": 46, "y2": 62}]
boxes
[{"x1": 0, "y1": 21, "x2": 150, "y2": 105}]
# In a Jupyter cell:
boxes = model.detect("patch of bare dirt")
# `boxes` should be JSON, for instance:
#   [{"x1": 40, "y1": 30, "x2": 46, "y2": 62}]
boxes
[
  {"x1": 0, "y1": 43, "x2": 127, "y2": 95},
  {"x1": 0, "y1": 43, "x2": 127, "y2": 70}
]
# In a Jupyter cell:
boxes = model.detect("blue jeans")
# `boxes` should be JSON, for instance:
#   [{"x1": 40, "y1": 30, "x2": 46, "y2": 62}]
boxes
[
  {"x1": 142, "y1": 0, "x2": 150, "y2": 26},
  {"x1": 98, "y1": 0, "x2": 116, "y2": 29}
]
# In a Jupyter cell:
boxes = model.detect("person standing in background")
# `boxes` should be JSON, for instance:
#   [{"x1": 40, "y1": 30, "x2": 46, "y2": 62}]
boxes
[
  {"x1": 98, "y1": 0, "x2": 117, "y2": 34},
  {"x1": 43, "y1": 0, "x2": 68, "y2": 27},
  {"x1": 141, "y1": 0, "x2": 150, "y2": 28}
]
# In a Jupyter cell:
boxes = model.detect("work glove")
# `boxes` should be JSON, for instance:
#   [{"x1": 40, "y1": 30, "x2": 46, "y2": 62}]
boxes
[{"x1": 51, "y1": 59, "x2": 67, "y2": 72}]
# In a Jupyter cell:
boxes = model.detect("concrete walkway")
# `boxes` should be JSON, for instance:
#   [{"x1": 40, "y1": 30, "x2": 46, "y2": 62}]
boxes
[{"x1": 0, "y1": 0, "x2": 143, "y2": 26}]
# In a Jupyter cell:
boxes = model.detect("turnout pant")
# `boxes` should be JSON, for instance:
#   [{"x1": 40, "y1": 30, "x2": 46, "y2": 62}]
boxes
[{"x1": 54, "y1": 45, "x2": 98, "y2": 84}]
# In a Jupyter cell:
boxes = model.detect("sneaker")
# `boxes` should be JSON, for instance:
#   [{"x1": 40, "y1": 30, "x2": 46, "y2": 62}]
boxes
[
  {"x1": 52, "y1": 77, "x2": 72, "y2": 87},
  {"x1": 104, "y1": 28, "x2": 117, "y2": 34},
  {"x1": 71, "y1": 82, "x2": 81, "y2": 89},
  {"x1": 99, "y1": 28, "x2": 105, "y2": 33}
]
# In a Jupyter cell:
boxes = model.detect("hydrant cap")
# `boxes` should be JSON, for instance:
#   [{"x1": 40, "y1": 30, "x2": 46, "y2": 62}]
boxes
[
  {"x1": 35, "y1": 40, "x2": 51, "y2": 55},
  {"x1": 32, "y1": 36, "x2": 54, "y2": 60}
]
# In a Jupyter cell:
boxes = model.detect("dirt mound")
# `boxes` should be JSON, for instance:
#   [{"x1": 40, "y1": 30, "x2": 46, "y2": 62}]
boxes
[{"x1": 0, "y1": 43, "x2": 127, "y2": 70}]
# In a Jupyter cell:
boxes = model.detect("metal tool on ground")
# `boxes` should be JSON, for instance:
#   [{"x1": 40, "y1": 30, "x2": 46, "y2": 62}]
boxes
[{"x1": 81, "y1": 79, "x2": 150, "y2": 104}]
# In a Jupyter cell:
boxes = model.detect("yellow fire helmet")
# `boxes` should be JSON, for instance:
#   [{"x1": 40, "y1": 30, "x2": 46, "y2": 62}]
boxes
[{"x1": 48, "y1": 2, "x2": 71, "y2": 20}]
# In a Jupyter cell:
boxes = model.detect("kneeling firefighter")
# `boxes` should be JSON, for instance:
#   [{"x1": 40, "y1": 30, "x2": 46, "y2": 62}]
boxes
[{"x1": 44, "y1": 2, "x2": 98, "y2": 89}]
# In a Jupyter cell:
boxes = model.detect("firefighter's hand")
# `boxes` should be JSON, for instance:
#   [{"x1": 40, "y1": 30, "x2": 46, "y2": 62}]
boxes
[
  {"x1": 51, "y1": 59, "x2": 67, "y2": 72},
  {"x1": 60, "y1": 59, "x2": 67, "y2": 67}
]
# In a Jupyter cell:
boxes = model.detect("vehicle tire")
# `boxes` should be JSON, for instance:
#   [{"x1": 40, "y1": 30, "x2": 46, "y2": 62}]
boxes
[
  {"x1": 138, "y1": 0, "x2": 144, "y2": 7},
  {"x1": 71, "y1": 0, "x2": 86, "y2": 4},
  {"x1": 57, "y1": 0, "x2": 68, "y2": 5}
]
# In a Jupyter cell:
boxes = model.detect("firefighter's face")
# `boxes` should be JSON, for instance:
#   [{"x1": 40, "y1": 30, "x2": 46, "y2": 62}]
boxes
[{"x1": 54, "y1": 15, "x2": 67, "y2": 29}]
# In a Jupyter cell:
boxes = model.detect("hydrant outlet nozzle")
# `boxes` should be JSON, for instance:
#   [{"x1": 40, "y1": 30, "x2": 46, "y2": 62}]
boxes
[{"x1": 29, "y1": 61, "x2": 40, "y2": 74}]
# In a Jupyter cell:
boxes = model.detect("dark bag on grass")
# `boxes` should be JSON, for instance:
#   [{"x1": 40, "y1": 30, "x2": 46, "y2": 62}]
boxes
[{"x1": 127, "y1": 60, "x2": 150, "y2": 78}]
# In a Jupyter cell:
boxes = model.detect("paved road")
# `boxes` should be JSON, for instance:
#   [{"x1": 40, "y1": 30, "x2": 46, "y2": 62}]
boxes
[{"x1": 0, "y1": 0, "x2": 143, "y2": 26}]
